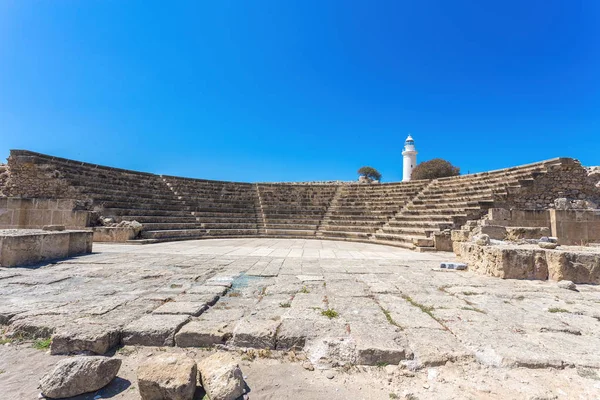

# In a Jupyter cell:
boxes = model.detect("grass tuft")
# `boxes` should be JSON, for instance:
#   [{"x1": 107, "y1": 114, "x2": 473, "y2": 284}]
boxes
[
  {"x1": 33, "y1": 338, "x2": 52, "y2": 350},
  {"x1": 279, "y1": 302, "x2": 291, "y2": 308},
  {"x1": 548, "y1": 307, "x2": 570, "y2": 313},
  {"x1": 321, "y1": 308, "x2": 339, "y2": 319},
  {"x1": 299, "y1": 286, "x2": 310, "y2": 294}
]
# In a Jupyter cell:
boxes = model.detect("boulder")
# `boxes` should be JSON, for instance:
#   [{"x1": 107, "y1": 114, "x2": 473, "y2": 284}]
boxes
[
  {"x1": 39, "y1": 356, "x2": 121, "y2": 399},
  {"x1": 197, "y1": 353, "x2": 245, "y2": 400},
  {"x1": 117, "y1": 220, "x2": 143, "y2": 236},
  {"x1": 137, "y1": 353, "x2": 197, "y2": 400},
  {"x1": 538, "y1": 242, "x2": 558, "y2": 250}
]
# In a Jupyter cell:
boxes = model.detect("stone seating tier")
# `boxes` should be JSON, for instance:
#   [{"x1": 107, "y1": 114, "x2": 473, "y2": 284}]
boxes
[{"x1": 4, "y1": 151, "x2": 583, "y2": 248}]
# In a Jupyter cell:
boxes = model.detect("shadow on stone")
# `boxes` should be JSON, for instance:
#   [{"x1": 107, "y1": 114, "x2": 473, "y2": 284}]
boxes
[{"x1": 68, "y1": 377, "x2": 131, "y2": 399}]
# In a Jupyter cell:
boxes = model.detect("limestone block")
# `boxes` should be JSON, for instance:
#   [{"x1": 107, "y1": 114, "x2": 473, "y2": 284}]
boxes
[
  {"x1": 137, "y1": 353, "x2": 197, "y2": 400},
  {"x1": 40, "y1": 356, "x2": 121, "y2": 399},
  {"x1": 451, "y1": 229, "x2": 470, "y2": 242},
  {"x1": 93, "y1": 227, "x2": 137, "y2": 242},
  {"x1": 51, "y1": 325, "x2": 121, "y2": 355},
  {"x1": 0, "y1": 233, "x2": 42, "y2": 267},
  {"x1": 545, "y1": 251, "x2": 600, "y2": 284},
  {"x1": 475, "y1": 226, "x2": 507, "y2": 240},
  {"x1": 457, "y1": 243, "x2": 548, "y2": 280},
  {"x1": 505, "y1": 226, "x2": 551, "y2": 240},
  {"x1": 488, "y1": 208, "x2": 510, "y2": 221},
  {"x1": 122, "y1": 314, "x2": 190, "y2": 346},
  {"x1": 433, "y1": 231, "x2": 452, "y2": 251},
  {"x1": 69, "y1": 231, "x2": 93, "y2": 255},
  {"x1": 175, "y1": 308, "x2": 244, "y2": 347},
  {"x1": 231, "y1": 317, "x2": 280, "y2": 349},
  {"x1": 197, "y1": 353, "x2": 244, "y2": 400}
]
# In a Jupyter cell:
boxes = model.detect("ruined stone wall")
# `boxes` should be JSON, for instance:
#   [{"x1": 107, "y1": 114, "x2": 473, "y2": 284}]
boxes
[
  {"x1": 0, "y1": 163, "x2": 8, "y2": 197},
  {"x1": 499, "y1": 158, "x2": 600, "y2": 210},
  {"x1": 0, "y1": 198, "x2": 90, "y2": 229},
  {"x1": 3, "y1": 150, "x2": 81, "y2": 199}
]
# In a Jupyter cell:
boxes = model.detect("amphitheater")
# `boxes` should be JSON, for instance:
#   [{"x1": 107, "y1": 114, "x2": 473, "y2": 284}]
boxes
[{"x1": 1, "y1": 149, "x2": 600, "y2": 399}]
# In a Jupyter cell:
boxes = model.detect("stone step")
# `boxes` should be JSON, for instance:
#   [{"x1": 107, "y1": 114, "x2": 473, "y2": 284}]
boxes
[
  {"x1": 119, "y1": 215, "x2": 197, "y2": 223},
  {"x1": 319, "y1": 230, "x2": 372, "y2": 239},
  {"x1": 142, "y1": 222, "x2": 202, "y2": 230},
  {"x1": 265, "y1": 223, "x2": 319, "y2": 230},
  {"x1": 322, "y1": 225, "x2": 378, "y2": 233},
  {"x1": 103, "y1": 208, "x2": 194, "y2": 217},
  {"x1": 263, "y1": 229, "x2": 316, "y2": 236},
  {"x1": 141, "y1": 229, "x2": 207, "y2": 239},
  {"x1": 200, "y1": 222, "x2": 260, "y2": 229}
]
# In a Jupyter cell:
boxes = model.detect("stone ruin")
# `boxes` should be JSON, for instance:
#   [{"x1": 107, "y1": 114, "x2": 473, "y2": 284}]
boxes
[
  {"x1": 0, "y1": 149, "x2": 599, "y2": 270},
  {"x1": 1, "y1": 150, "x2": 600, "y2": 398}
]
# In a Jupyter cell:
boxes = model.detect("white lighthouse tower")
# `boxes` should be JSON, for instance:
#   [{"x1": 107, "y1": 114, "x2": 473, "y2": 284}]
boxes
[{"x1": 402, "y1": 134, "x2": 417, "y2": 182}]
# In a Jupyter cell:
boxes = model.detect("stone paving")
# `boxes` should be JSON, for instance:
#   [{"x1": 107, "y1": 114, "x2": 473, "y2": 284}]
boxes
[{"x1": 1, "y1": 238, "x2": 600, "y2": 372}]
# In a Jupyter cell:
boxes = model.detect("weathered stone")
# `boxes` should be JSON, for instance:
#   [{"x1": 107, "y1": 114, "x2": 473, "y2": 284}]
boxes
[
  {"x1": 557, "y1": 280, "x2": 577, "y2": 291},
  {"x1": 137, "y1": 353, "x2": 197, "y2": 400},
  {"x1": 175, "y1": 308, "x2": 244, "y2": 347},
  {"x1": 197, "y1": 353, "x2": 245, "y2": 400},
  {"x1": 51, "y1": 325, "x2": 120, "y2": 355},
  {"x1": 473, "y1": 234, "x2": 490, "y2": 246},
  {"x1": 538, "y1": 242, "x2": 558, "y2": 249},
  {"x1": 122, "y1": 314, "x2": 190, "y2": 346},
  {"x1": 232, "y1": 317, "x2": 280, "y2": 349},
  {"x1": 39, "y1": 356, "x2": 121, "y2": 399}
]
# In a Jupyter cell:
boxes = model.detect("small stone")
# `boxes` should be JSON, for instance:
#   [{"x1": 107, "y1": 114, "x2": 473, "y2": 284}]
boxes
[
  {"x1": 474, "y1": 234, "x2": 490, "y2": 246},
  {"x1": 538, "y1": 242, "x2": 558, "y2": 249},
  {"x1": 39, "y1": 356, "x2": 121, "y2": 399},
  {"x1": 557, "y1": 280, "x2": 577, "y2": 291},
  {"x1": 302, "y1": 361, "x2": 314, "y2": 371},
  {"x1": 325, "y1": 371, "x2": 335, "y2": 379},
  {"x1": 137, "y1": 353, "x2": 197, "y2": 400},
  {"x1": 198, "y1": 353, "x2": 245, "y2": 400}
]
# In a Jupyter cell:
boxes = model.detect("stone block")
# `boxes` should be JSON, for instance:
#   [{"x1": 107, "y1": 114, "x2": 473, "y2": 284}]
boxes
[
  {"x1": 0, "y1": 208, "x2": 14, "y2": 227},
  {"x1": 51, "y1": 325, "x2": 121, "y2": 355},
  {"x1": 433, "y1": 231, "x2": 452, "y2": 251},
  {"x1": 69, "y1": 231, "x2": 93, "y2": 255},
  {"x1": 40, "y1": 232, "x2": 70, "y2": 261},
  {"x1": 232, "y1": 317, "x2": 280, "y2": 349},
  {"x1": 175, "y1": 308, "x2": 244, "y2": 347},
  {"x1": 451, "y1": 229, "x2": 470, "y2": 242},
  {"x1": 137, "y1": 353, "x2": 197, "y2": 400},
  {"x1": 93, "y1": 227, "x2": 136, "y2": 242},
  {"x1": 122, "y1": 314, "x2": 190, "y2": 346},
  {"x1": 505, "y1": 226, "x2": 551, "y2": 240}
]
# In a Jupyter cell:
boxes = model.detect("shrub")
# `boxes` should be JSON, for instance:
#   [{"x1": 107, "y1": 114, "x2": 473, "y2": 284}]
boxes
[
  {"x1": 411, "y1": 158, "x2": 460, "y2": 180},
  {"x1": 357, "y1": 166, "x2": 382, "y2": 181}
]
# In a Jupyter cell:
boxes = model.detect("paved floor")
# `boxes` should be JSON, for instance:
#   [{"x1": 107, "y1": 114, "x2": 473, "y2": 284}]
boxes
[
  {"x1": 1, "y1": 238, "x2": 600, "y2": 399},
  {"x1": 1, "y1": 238, "x2": 599, "y2": 366}
]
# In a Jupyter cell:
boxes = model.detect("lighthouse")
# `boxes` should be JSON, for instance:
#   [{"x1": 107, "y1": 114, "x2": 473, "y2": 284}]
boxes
[{"x1": 402, "y1": 134, "x2": 417, "y2": 182}]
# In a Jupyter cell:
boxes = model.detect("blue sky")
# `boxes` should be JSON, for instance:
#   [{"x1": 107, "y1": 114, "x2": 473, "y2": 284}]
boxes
[{"x1": 1, "y1": 1, "x2": 598, "y2": 182}]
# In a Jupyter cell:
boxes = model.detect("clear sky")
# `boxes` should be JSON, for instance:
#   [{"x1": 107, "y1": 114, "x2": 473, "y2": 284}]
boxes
[{"x1": 1, "y1": 1, "x2": 598, "y2": 182}]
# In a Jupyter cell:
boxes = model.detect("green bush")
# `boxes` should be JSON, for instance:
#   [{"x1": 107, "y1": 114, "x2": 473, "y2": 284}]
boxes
[{"x1": 411, "y1": 158, "x2": 460, "y2": 180}]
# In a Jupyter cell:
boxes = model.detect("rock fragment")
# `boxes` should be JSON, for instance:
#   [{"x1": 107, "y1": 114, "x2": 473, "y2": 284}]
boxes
[
  {"x1": 39, "y1": 356, "x2": 121, "y2": 399},
  {"x1": 557, "y1": 280, "x2": 577, "y2": 291},
  {"x1": 137, "y1": 353, "x2": 197, "y2": 400},
  {"x1": 197, "y1": 353, "x2": 245, "y2": 400}
]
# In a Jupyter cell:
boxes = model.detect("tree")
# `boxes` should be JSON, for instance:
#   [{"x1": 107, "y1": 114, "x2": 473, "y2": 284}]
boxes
[
  {"x1": 357, "y1": 166, "x2": 382, "y2": 181},
  {"x1": 411, "y1": 158, "x2": 460, "y2": 180}
]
